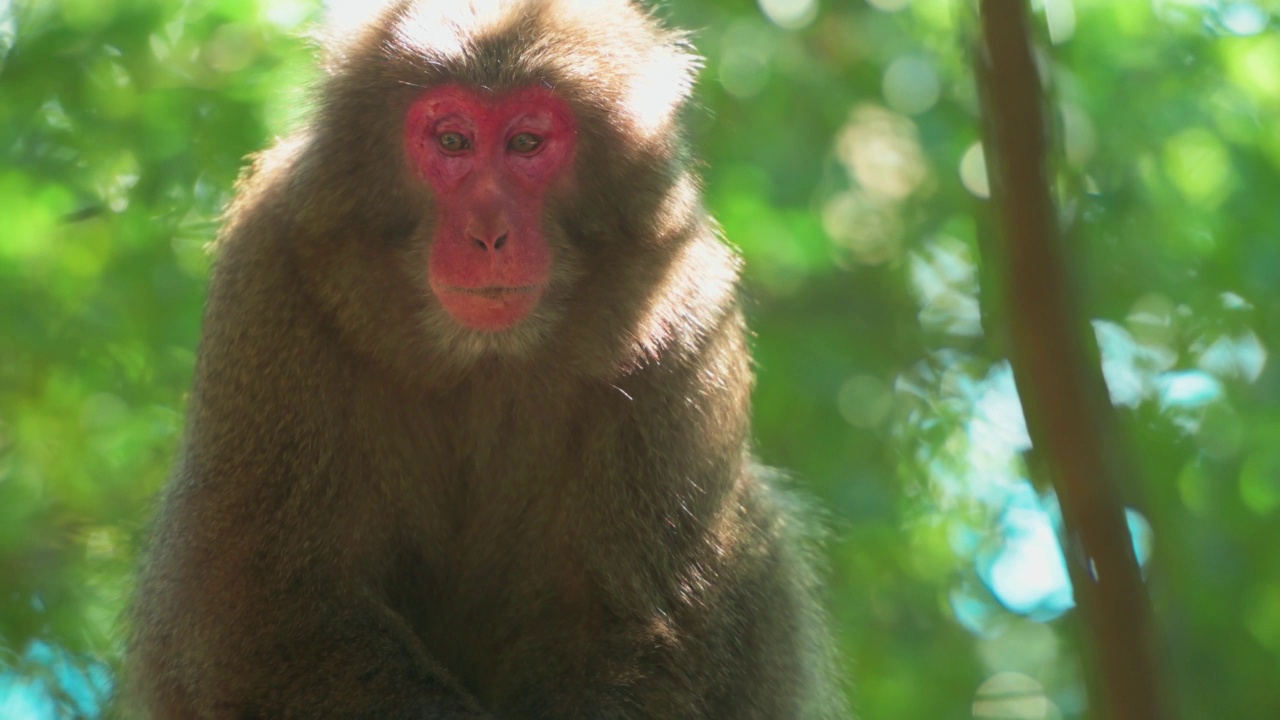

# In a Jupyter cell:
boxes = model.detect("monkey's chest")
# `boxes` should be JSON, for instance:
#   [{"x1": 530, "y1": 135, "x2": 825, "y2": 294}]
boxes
[
  {"x1": 388, "y1": 388, "x2": 659, "y2": 695},
  {"x1": 399, "y1": 504, "x2": 613, "y2": 699}
]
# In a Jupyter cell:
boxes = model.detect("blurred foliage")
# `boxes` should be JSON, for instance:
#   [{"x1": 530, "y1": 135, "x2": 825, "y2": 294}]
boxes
[{"x1": 2, "y1": 0, "x2": 1279, "y2": 717}]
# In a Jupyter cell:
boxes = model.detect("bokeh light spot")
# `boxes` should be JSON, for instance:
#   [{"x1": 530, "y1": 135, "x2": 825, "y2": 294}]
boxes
[
  {"x1": 960, "y1": 142, "x2": 990, "y2": 198},
  {"x1": 1092, "y1": 320, "x2": 1177, "y2": 408},
  {"x1": 836, "y1": 105, "x2": 929, "y2": 200},
  {"x1": 1059, "y1": 102, "x2": 1096, "y2": 167},
  {"x1": 264, "y1": 0, "x2": 313, "y2": 30},
  {"x1": 758, "y1": 0, "x2": 818, "y2": 30},
  {"x1": 909, "y1": 236, "x2": 982, "y2": 337},
  {"x1": 203, "y1": 23, "x2": 256, "y2": 74},
  {"x1": 882, "y1": 55, "x2": 940, "y2": 116},
  {"x1": 950, "y1": 582, "x2": 1006, "y2": 637},
  {"x1": 1240, "y1": 447, "x2": 1280, "y2": 515},
  {"x1": 1226, "y1": 34, "x2": 1280, "y2": 103},
  {"x1": 1126, "y1": 508, "x2": 1154, "y2": 568},
  {"x1": 980, "y1": 486, "x2": 1074, "y2": 620},
  {"x1": 972, "y1": 672, "x2": 1054, "y2": 719},
  {"x1": 0, "y1": 641, "x2": 112, "y2": 719},
  {"x1": 1156, "y1": 370, "x2": 1224, "y2": 410},
  {"x1": 1042, "y1": 0, "x2": 1076, "y2": 45},
  {"x1": 1125, "y1": 292, "x2": 1178, "y2": 348},
  {"x1": 58, "y1": 0, "x2": 117, "y2": 31},
  {"x1": 1197, "y1": 330, "x2": 1267, "y2": 383},
  {"x1": 719, "y1": 23, "x2": 774, "y2": 99},
  {"x1": 1162, "y1": 127, "x2": 1234, "y2": 208},
  {"x1": 1245, "y1": 584, "x2": 1280, "y2": 651},
  {"x1": 1219, "y1": 2, "x2": 1270, "y2": 36},
  {"x1": 837, "y1": 375, "x2": 895, "y2": 429},
  {"x1": 0, "y1": 2, "x2": 14, "y2": 67},
  {"x1": 821, "y1": 191, "x2": 903, "y2": 265}
]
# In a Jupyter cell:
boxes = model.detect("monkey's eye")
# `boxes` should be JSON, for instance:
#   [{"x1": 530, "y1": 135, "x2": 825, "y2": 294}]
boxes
[
  {"x1": 437, "y1": 132, "x2": 470, "y2": 154},
  {"x1": 508, "y1": 133, "x2": 542, "y2": 154}
]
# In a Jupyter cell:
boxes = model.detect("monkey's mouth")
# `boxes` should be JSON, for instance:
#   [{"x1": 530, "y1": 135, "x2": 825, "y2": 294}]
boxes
[
  {"x1": 445, "y1": 285, "x2": 542, "y2": 300},
  {"x1": 435, "y1": 284, "x2": 546, "y2": 332}
]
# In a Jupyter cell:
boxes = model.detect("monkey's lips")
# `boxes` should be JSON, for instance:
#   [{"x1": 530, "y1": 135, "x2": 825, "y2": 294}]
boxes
[{"x1": 435, "y1": 284, "x2": 545, "y2": 331}]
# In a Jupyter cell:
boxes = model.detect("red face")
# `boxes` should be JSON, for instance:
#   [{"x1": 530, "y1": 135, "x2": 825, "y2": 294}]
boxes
[{"x1": 404, "y1": 85, "x2": 578, "y2": 332}]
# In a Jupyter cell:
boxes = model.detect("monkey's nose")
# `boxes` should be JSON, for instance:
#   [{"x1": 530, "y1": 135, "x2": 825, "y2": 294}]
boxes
[{"x1": 470, "y1": 232, "x2": 509, "y2": 251}]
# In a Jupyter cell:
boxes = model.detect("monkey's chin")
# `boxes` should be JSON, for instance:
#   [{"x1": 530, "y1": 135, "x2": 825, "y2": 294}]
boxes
[{"x1": 435, "y1": 286, "x2": 544, "y2": 332}]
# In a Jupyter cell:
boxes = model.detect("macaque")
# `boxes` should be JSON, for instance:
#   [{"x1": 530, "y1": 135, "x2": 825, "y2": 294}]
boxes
[{"x1": 127, "y1": 1, "x2": 847, "y2": 718}]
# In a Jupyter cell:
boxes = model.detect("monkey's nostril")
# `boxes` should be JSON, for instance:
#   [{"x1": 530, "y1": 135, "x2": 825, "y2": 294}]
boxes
[{"x1": 470, "y1": 234, "x2": 507, "y2": 251}]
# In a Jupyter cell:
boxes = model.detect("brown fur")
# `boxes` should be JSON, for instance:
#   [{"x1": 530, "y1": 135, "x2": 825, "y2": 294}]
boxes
[{"x1": 126, "y1": 1, "x2": 847, "y2": 717}]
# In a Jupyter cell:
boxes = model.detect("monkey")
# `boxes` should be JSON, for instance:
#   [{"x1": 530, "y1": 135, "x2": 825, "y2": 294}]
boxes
[{"x1": 125, "y1": 1, "x2": 848, "y2": 718}]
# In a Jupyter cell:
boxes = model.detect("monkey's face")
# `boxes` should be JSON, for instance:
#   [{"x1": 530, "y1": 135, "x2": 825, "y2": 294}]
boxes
[{"x1": 404, "y1": 85, "x2": 578, "y2": 334}]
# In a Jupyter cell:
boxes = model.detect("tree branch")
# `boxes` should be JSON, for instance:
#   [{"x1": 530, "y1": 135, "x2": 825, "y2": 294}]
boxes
[{"x1": 974, "y1": 2, "x2": 1168, "y2": 718}]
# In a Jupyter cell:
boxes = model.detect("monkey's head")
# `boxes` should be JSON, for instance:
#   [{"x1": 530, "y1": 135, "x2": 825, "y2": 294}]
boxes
[{"x1": 268, "y1": 0, "x2": 730, "y2": 380}]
